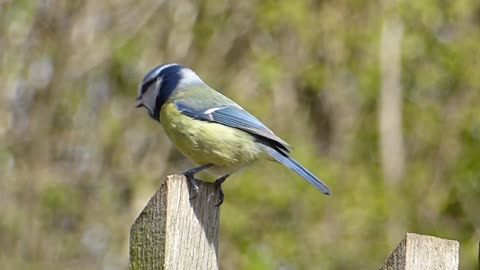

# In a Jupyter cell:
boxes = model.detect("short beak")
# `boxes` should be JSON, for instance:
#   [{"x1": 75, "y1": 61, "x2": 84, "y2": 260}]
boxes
[{"x1": 135, "y1": 95, "x2": 143, "y2": 108}]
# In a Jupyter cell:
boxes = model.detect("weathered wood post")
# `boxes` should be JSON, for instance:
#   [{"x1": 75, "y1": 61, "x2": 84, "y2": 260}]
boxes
[
  {"x1": 379, "y1": 233, "x2": 459, "y2": 270},
  {"x1": 129, "y1": 174, "x2": 221, "y2": 270}
]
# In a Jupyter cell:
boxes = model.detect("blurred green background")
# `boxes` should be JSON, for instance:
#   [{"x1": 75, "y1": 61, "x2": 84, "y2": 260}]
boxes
[{"x1": 1, "y1": 0, "x2": 479, "y2": 269}]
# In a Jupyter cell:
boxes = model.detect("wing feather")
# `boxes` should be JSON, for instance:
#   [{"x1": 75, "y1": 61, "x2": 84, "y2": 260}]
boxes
[{"x1": 175, "y1": 101, "x2": 290, "y2": 154}]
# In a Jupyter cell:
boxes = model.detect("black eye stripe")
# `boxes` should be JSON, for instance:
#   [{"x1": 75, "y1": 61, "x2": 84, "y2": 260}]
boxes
[
  {"x1": 140, "y1": 65, "x2": 180, "y2": 95},
  {"x1": 140, "y1": 77, "x2": 158, "y2": 95},
  {"x1": 140, "y1": 67, "x2": 181, "y2": 96}
]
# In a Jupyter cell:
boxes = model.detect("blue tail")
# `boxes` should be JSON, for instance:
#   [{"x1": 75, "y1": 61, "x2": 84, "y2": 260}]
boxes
[{"x1": 265, "y1": 148, "x2": 331, "y2": 195}]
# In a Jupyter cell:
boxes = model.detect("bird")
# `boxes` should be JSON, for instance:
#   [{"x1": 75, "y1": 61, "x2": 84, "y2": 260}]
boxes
[{"x1": 135, "y1": 63, "x2": 330, "y2": 205}]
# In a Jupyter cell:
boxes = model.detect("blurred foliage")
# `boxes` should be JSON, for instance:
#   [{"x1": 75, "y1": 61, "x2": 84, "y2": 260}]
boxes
[{"x1": 0, "y1": 0, "x2": 479, "y2": 269}]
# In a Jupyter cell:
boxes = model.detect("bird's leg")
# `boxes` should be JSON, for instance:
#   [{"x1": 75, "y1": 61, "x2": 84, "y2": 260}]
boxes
[
  {"x1": 182, "y1": 163, "x2": 214, "y2": 200},
  {"x1": 182, "y1": 163, "x2": 214, "y2": 178},
  {"x1": 214, "y1": 174, "x2": 230, "y2": 207}
]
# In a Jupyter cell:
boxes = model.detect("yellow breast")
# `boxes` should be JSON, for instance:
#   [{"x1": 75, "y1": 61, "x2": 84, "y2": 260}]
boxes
[{"x1": 160, "y1": 102, "x2": 263, "y2": 175}]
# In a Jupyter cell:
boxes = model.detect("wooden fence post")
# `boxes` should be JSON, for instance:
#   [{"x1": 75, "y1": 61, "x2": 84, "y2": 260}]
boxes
[
  {"x1": 379, "y1": 233, "x2": 459, "y2": 270},
  {"x1": 129, "y1": 174, "x2": 221, "y2": 270}
]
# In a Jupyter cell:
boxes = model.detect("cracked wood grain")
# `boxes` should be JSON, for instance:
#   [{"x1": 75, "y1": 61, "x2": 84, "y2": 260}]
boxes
[{"x1": 129, "y1": 174, "x2": 220, "y2": 270}]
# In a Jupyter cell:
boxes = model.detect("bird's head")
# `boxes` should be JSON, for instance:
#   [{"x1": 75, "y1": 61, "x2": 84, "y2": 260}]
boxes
[{"x1": 135, "y1": 63, "x2": 203, "y2": 121}]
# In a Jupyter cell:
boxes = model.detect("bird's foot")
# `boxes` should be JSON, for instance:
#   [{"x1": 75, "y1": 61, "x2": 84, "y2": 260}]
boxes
[
  {"x1": 214, "y1": 174, "x2": 229, "y2": 207},
  {"x1": 182, "y1": 164, "x2": 214, "y2": 200},
  {"x1": 185, "y1": 175, "x2": 200, "y2": 200},
  {"x1": 215, "y1": 185, "x2": 224, "y2": 207}
]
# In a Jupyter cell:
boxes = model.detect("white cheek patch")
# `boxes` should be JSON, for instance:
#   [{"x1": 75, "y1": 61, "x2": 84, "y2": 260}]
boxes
[
  {"x1": 142, "y1": 78, "x2": 162, "y2": 112},
  {"x1": 155, "y1": 77, "x2": 162, "y2": 90}
]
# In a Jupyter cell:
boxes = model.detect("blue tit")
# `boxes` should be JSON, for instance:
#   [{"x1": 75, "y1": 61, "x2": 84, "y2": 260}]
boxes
[{"x1": 136, "y1": 63, "x2": 330, "y2": 205}]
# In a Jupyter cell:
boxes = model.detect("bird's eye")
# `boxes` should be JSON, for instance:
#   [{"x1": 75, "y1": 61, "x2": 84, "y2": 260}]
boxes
[{"x1": 140, "y1": 77, "x2": 156, "y2": 96}]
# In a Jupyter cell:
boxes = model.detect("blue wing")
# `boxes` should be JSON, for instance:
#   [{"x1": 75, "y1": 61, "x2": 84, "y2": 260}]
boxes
[{"x1": 175, "y1": 101, "x2": 290, "y2": 154}]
